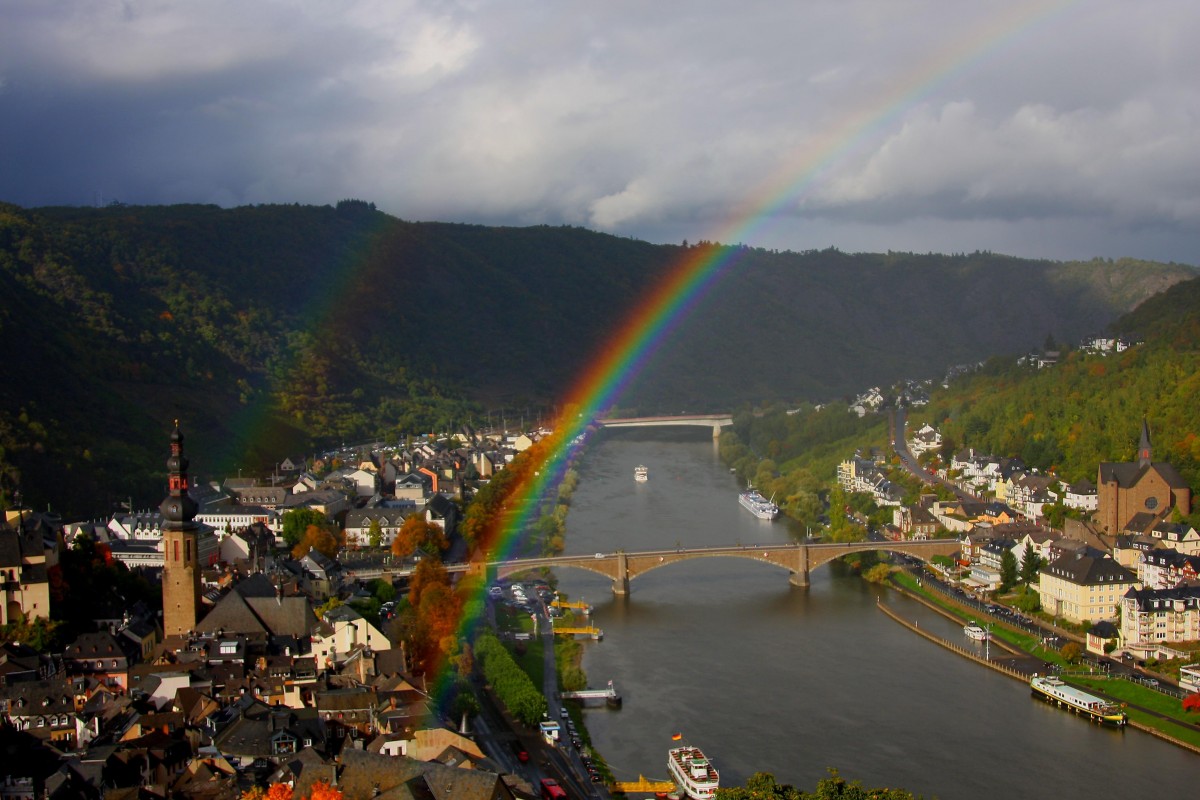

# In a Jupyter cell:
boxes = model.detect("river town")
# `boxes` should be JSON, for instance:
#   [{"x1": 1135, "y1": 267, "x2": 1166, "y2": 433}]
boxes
[{"x1": 2, "y1": 403, "x2": 1199, "y2": 797}]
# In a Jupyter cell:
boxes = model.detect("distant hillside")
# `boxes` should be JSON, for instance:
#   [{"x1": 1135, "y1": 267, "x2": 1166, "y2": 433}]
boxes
[
  {"x1": 0, "y1": 202, "x2": 1193, "y2": 516},
  {"x1": 725, "y1": 273, "x2": 1200, "y2": 527}
]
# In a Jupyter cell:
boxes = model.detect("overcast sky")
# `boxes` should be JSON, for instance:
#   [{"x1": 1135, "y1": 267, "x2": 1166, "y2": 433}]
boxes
[{"x1": 3, "y1": 1, "x2": 1198, "y2": 264}]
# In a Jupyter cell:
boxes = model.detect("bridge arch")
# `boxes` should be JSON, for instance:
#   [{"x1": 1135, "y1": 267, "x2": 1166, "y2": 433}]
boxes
[{"x1": 487, "y1": 539, "x2": 960, "y2": 596}]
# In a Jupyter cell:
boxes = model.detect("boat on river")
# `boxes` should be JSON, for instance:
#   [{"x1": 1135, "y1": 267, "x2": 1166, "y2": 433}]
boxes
[
  {"x1": 1030, "y1": 675, "x2": 1127, "y2": 726},
  {"x1": 635, "y1": 464, "x2": 649, "y2": 482},
  {"x1": 964, "y1": 622, "x2": 989, "y2": 641},
  {"x1": 667, "y1": 745, "x2": 719, "y2": 800},
  {"x1": 738, "y1": 488, "x2": 779, "y2": 520}
]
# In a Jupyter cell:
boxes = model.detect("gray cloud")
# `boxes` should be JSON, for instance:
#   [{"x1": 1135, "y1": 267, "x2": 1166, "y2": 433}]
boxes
[{"x1": 2, "y1": 0, "x2": 1198, "y2": 263}]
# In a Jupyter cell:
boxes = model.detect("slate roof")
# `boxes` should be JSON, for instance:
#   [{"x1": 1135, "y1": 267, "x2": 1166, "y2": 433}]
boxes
[
  {"x1": 1123, "y1": 584, "x2": 1200, "y2": 613},
  {"x1": 1043, "y1": 552, "x2": 1136, "y2": 587},
  {"x1": 196, "y1": 574, "x2": 317, "y2": 638},
  {"x1": 1098, "y1": 460, "x2": 1190, "y2": 489},
  {"x1": 210, "y1": 699, "x2": 325, "y2": 758},
  {"x1": 336, "y1": 749, "x2": 511, "y2": 800}
]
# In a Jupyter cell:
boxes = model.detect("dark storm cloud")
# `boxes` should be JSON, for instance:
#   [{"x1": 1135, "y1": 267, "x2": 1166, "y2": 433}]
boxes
[{"x1": 2, "y1": 1, "x2": 1198, "y2": 263}]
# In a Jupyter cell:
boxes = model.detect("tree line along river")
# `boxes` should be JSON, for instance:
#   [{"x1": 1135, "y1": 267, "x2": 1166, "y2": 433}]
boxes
[{"x1": 550, "y1": 428, "x2": 1196, "y2": 798}]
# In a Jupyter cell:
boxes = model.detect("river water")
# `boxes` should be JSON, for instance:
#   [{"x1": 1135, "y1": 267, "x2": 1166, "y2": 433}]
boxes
[{"x1": 554, "y1": 429, "x2": 1197, "y2": 799}]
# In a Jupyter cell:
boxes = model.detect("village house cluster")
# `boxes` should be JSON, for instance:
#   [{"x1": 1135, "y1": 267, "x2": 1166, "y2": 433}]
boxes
[
  {"x1": 837, "y1": 414, "x2": 1198, "y2": 681},
  {"x1": 0, "y1": 424, "x2": 550, "y2": 799}
]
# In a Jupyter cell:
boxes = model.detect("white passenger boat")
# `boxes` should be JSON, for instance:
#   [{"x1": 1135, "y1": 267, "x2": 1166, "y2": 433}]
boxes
[
  {"x1": 1030, "y1": 675, "x2": 1127, "y2": 726},
  {"x1": 738, "y1": 488, "x2": 779, "y2": 519},
  {"x1": 964, "y1": 622, "x2": 989, "y2": 641},
  {"x1": 635, "y1": 464, "x2": 649, "y2": 482},
  {"x1": 667, "y1": 745, "x2": 719, "y2": 800}
]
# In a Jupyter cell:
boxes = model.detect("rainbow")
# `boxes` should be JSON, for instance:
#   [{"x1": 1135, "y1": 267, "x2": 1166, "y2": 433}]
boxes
[{"x1": 430, "y1": 0, "x2": 1075, "y2": 706}]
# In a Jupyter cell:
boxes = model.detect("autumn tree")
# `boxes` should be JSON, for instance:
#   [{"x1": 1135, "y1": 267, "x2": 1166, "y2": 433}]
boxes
[
  {"x1": 281, "y1": 508, "x2": 327, "y2": 548},
  {"x1": 390, "y1": 515, "x2": 448, "y2": 560},
  {"x1": 291, "y1": 524, "x2": 343, "y2": 560},
  {"x1": 242, "y1": 781, "x2": 342, "y2": 800}
]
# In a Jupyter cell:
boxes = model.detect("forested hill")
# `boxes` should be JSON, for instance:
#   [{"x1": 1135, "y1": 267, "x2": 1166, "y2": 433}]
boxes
[
  {"x1": 0, "y1": 201, "x2": 1193, "y2": 516},
  {"x1": 725, "y1": 272, "x2": 1200, "y2": 529}
]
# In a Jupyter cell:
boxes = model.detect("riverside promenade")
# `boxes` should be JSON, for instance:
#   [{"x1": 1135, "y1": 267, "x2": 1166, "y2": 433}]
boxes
[{"x1": 878, "y1": 583, "x2": 1200, "y2": 755}]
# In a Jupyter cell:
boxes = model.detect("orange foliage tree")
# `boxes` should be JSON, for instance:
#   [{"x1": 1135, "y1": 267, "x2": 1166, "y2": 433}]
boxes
[
  {"x1": 291, "y1": 524, "x2": 344, "y2": 560},
  {"x1": 241, "y1": 782, "x2": 342, "y2": 800},
  {"x1": 390, "y1": 515, "x2": 448, "y2": 559}
]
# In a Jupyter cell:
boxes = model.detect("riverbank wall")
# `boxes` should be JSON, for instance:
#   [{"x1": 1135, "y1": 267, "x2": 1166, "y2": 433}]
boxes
[
  {"x1": 878, "y1": 591, "x2": 1200, "y2": 756},
  {"x1": 876, "y1": 599, "x2": 1027, "y2": 680}
]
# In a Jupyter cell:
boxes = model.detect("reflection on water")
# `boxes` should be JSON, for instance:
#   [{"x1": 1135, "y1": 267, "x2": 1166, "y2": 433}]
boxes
[{"x1": 553, "y1": 429, "x2": 1196, "y2": 797}]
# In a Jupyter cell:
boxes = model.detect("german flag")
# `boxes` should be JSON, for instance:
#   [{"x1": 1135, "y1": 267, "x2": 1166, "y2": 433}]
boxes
[{"x1": 671, "y1": 733, "x2": 683, "y2": 741}]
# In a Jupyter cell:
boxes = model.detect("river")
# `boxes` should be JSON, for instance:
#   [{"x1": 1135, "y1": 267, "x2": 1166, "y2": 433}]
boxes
[{"x1": 553, "y1": 428, "x2": 1197, "y2": 798}]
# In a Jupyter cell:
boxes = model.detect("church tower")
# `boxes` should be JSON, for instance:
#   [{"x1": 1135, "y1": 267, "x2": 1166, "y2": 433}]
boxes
[
  {"x1": 1138, "y1": 417, "x2": 1152, "y2": 467},
  {"x1": 161, "y1": 422, "x2": 201, "y2": 636}
]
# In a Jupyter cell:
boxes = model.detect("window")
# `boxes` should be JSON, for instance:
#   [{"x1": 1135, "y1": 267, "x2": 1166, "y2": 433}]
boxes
[{"x1": 1145, "y1": 496, "x2": 1159, "y2": 511}]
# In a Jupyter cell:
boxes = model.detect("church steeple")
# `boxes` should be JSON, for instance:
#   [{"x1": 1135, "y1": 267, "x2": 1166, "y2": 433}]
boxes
[
  {"x1": 1138, "y1": 417, "x2": 1152, "y2": 468},
  {"x1": 161, "y1": 421, "x2": 201, "y2": 637},
  {"x1": 160, "y1": 422, "x2": 199, "y2": 528}
]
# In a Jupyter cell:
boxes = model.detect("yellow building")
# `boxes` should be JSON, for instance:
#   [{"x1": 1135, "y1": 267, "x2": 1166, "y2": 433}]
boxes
[
  {"x1": 1, "y1": 509, "x2": 54, "y2": 625},
  {"x1": 1039, "y1": 550, "x2": 1137, "y2": 624}
]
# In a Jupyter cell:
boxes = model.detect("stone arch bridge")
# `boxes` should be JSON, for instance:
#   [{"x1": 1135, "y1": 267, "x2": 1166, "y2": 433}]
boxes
[{"x1": 474, "y1": 539, "x2": 961, "y2": 595}]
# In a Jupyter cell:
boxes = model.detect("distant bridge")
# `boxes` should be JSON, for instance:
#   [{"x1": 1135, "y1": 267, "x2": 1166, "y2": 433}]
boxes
[
  {"x1": 349, "y1": 539, "x2": 960, "y2": 595},
  {"x1": 597, "y1": 413, "x2": 733, "y2": 438}
]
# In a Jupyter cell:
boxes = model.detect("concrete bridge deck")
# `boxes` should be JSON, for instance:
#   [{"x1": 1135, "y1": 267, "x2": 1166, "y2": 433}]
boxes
[{"x1": 597, "y1": 413, "x2": 733, "y2": 438}]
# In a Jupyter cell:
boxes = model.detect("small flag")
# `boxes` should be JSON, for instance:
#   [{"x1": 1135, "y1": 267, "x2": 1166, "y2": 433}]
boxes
[{"x1": 671, "y1": 732, "x2": 683, "y2": 741}]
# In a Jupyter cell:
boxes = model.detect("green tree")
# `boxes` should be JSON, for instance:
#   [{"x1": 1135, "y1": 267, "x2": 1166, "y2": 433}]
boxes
[
  {"x1": 282, "y1": 508, "x2": 327, "y2": 548},
  {"x1": 863, "y1": 563, "x2": 892, "y2": 584},
  {"x1": 1019, "y1": 542, "x2": 1044, "y2": 586},
  {"x1": 715, "y1": 770, "x2": 921, "y2": 800},
  {"x1": 372, "y1": 579, "x2": 396, "y2": 604},
  {"x1": 999, "y1": 548, "x2": 1018, "y2": 592},
  {"x1": 367, "y1": 517, "x2": 384, "y2": 548},
  {"x1": 1012, "y1": 585, "x2": 1042, "y2": 613}
]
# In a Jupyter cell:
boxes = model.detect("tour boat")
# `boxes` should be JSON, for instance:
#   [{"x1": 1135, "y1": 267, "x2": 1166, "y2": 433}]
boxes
[
  {"x1": 963, "y1": 622, "x2": 989, "y2": 641},
  {"x1": 668, "y1": 745, "x2": 719, "y2": 800},
  {"x1": 635, "y1": 464, "x2": 649, "y2": 482},
  {"x1": 738, "y1": 488, "x2": 779, "y2": 520},
  {"x1": 1030, "y1": 675, "x2": 1127, "y2": 726}
]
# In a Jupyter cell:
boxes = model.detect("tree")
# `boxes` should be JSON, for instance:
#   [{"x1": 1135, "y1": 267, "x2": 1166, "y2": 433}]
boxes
[
  {"x1": 863, "y1": 563, "x2": 892, "y2": 584},
  {"x1": 282, "y1": 508, "x2": 327, "y2": 548},
  {"x1": 1060, "y1": 642, "x2": 1083, "y2": 664},
  {"x1": 715, "y1": 769, "x2": 921, "y2": 800},
  {"x1": 1019, "y1": 542, "x2": 1044, "y2": 586},
  {"x1": 999, "y1": 548, "x2": 1018, "y2": 592},
  {"x1": 291, "y1": 524, "x2": 342, "y2": 560},
  {"x1": 372, "y1": 578, "x2": 396, "y2": 604},
  {"x1": 367, "y1": 517, "x2": 384, "y2": 548},
  {"x1": 391, "y1": 515, "x2": 447, "y2": 559}
]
